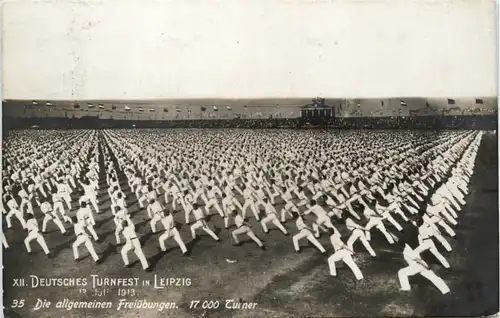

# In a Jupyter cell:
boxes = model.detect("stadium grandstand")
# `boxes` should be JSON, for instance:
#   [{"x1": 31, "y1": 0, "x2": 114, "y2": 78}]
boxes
[{"x1": 2, "y1": 97, "x2": 497, "y2": 132}]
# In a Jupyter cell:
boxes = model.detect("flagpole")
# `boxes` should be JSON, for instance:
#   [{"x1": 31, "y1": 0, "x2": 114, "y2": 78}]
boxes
[{"x1": 388, "y1": 98, "x2": 392, "y2": 118}]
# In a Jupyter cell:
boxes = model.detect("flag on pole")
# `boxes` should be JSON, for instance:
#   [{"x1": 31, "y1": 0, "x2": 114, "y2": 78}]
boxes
[
  {"x1": 226, "y1": 106, "x2": 232, "y2": 110},
  {"x1": 213, "y1": 106, "x2": 218, "y2": 111},
  {"x1": 73, "y1": 104, "x2": 80, "y2": 109},
  {"x1": 87, "y1": 103, "x2": 95, "y2": 108},
  {"x1": 475, "y1": 98, "x2": 484, "y2": 104},
  {"x1": 98, "y1": 104, "x2": 105, "y2": 109},
  {"x1": 138, "y1": 107, "x2": 144, "y2": 112},
  {"x1": 201, "y1": 106, "x2": 206, "y2": 111},
  {"x1": 149, "y1": 108, "x2": 155, "y2": 112},
  {"x1": 188, "y1": 109, "x2": 192, "y2": 113},
  {"x1": 163, "y1": 108, "x2": 168, "y2": 112},
  {"x1": 124, "y1": 105, "x2": 131, "y2": 111},
  {"x1": 400, "y1": 100, "x2": 407, "y2": 107},
  {"x1": 112, "y1": 105, "x2": 117, "y2": 110},
  {"x1": 447, "y1": 99, "x2": 455, "y2": 105},
  {"x1": 32, "y1": 101, "x2": 38, "y2": 105},
  {"x1": 244, "y1": 105, "x2": 248, "y2": 109},
  {"x1": 46, "y1": 102, "x2": 52, "y2": 106},
  {"x1": 176, "y1": 107, "x2": 181, "y2": 112}
]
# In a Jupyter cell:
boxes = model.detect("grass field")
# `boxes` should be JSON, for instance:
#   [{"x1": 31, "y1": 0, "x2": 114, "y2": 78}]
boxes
[{"x1": 3, "y1": 131, "x2": 498, "y2": 318}]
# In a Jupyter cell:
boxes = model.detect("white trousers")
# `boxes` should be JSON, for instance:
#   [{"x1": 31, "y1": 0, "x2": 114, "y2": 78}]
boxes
[
  {"x1": 382, "y1": 212, "x2": 403, "y2": 231},
  {"x1": 85, "y1": 224, "x2": 99, "y2": 241},
  {"x1": 73, "y1": 234, "x2": 99, "y2": 261},
  {"x1": 25, "y1": 231, "x2": 50, "y2": 254},
  {"x1": 232, "y1": 225, "x2": 263, "y2": 247},
  {"x1": 206, "y1": 199, "x2": 224, "y2": 217},
  {"x1": 6, "y1": 209, "x2": 26, "y2": 228},
  {"x1": 347, "y1": 229, "x2": 376, "y2": 256},
  {"x1": 53, "y1": 202, "x2": 72, "y2": 223},
  {"x1": 313, "y1": 215, "x2": 336, "y2": 238},
  {"x1": 150, "y1": 214, "x2": 163, "y2": 233},
  {"x1": 121, "y1": 238, "x2": 149, "y2": 269},
  {"x1": 328, "y1": 249, "x2": 363, "y2": 280},
  {"x1": 138, "y1": 194, "x2": 149, "y2": 209},
  {"x1": 42, "y1": 213, "x2": 66, "y2": 234},
  {"x1": 20, "y1": 199, "x2": 34, "y2": 215},
  {"x1": 417, "y1": 238, "x2": 450, "y2": 268},
  {"x1": 242, "y1": 199, "x2": 259, "y2": 220},
  {"x1": 398, "y1": 263, "x2": 450, "y2": 294},
  {"x1": 261, "y1": 213, "x2": 287, "y2": 234},
  {"x1": 3, "y1": 232, "x2": 9, "y2": 249},
  {"x1": 159, "y1": 228, "x2": 187, "y2": 253},
  {"x1": 365, "y1": 218, "x2": 395, "y2": 244},
  {"x1": 190, "y1": 220, "x2": 219, "y2": 240},
  {"x1": 86, "y1": 195, "x2": 99, "y2": 214},
  {"x1": 292, "y1": 229, "x2": 325, "y2": 253},
  {"x1": 59, "y1": 192, "x2": 72, "y2": 210},
  {"x1": 281, "y1": 201, "x2": 299, "y2": 222}
]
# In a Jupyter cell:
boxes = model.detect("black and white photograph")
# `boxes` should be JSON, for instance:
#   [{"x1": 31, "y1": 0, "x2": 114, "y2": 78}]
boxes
[{"x1": 1, "y1": 1, "x2": 498, "y2": 317}]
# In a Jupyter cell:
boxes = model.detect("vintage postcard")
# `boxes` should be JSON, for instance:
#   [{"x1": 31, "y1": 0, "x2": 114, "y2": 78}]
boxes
[{"x1": 1, "y1": 1, "x2": 498, "y2": 317}]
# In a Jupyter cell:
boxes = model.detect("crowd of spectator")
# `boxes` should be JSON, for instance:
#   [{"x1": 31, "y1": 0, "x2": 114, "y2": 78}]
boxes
[{"x1": 2, "y1": 114, "x2": 497, "y2": 132}]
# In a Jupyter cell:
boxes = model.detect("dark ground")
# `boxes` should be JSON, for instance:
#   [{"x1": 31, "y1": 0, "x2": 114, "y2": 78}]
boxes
[{"x1": 2, "y1": 130, "x2": 498, "y2": 318}]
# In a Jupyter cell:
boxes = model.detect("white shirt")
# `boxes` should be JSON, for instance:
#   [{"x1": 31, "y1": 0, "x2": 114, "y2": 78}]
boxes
[
  {"x1": 26, "y1": 219, "x2": 39, "y2": 233},
  {"x1": 418, "y1": 224, "x2": 435, "y2": 241},
  {"x1": 18, "y1": 189, "x2": 28, "y2": 199},
  {"x1": 325, "y1": 196, "x2": 336, "y2": 206},
  {"x1": 76, "y1": 207, "x2": 92, "y2": 224},
  {"x1": 7, "y1": 199, "x2": 18, "y2": 210},
  {"x1": 74, "y1": 222, "x2": 86, "y2": 236},
  {"x1": 363, "y1": 207, "x2": 379, "y2": 219},
  {"x1": 263, "y1": 202, "x2": 276, "y2": 215},
  {"x1": 193, "y1": 208, "x2": 205, "y2": 221},
  {"x1": 297, "y1": 191, "x2": 308, "y2": 201},
  {"x1": 193, "y1": 180, "x2": 202, "y2": 189},
  {"x1": 330, "y1": 234, "x2": 349, "y2": 253},
  {"x1": 139, "y1": 185, "x2": 148, "y2": 195},
  {"x1": 170, "y1": 184, "x2": 180, "y2": 194},
  {"x1": 122, "y1": 225, "x2": 139, "y2": 241},
  {"x1": 82, "y1": 184, "x2": 95, "y2": 197},
  {"x1": 206, "y1": 190, "x2": 216, "y2": 200},
  {"x1": 243, "y1": 189, "x2": 253, "y2": 200},
  {"x1": 162, "y1": 182, "x2": 169, "y2": 192},
  {"x1": 78, "y1": 195, "x2": 90, "y2": 205},
  {"x1": 147, "y1": 191, "x2": 158, "y2": 201},
  {"x1": 57, "y1": 183, "x2": 69, "y2": 193},
  {"x1": 255, "y1": 189, "x2": 266, "y2": 199},
  {"x1": 304, "y1": 205, "x2": 327, "y2": 218},
  {"x1": 40, "y1": 202, "x2": 53, "y2": 214},
  {"x1": 426, "y1": 202, "x2": 442, "y2": 216},
  {"x1": 160, "y1": 214, "x2": 175, "y2": 230},
  {"x1": 234, "y1": 215, "x2": 245, "y2": 228},
  {"x1": 345, "y1": 218, "x2": 362, "y2": 231},
  {"x1": 222, "y1": 196, "x2": 235, "y2": 211},
  {"x1": 296, "y1": 217, "x2": 309, "y2": 231},
  {"x1": 403, "y1": 245, "x2": 427, "y2": 267},
  {"x1": 115, "y1": 209, "x2": 130, "y2": 223},
  {"x1": 281, "y1": 189, "x2": 293, "y2": 201},
  {"x1": 148, "y1": 201, "x2": 163, "y2": 216}
]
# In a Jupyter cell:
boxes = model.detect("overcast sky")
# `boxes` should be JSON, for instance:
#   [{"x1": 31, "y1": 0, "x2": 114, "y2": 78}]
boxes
[{"x1": 2, "y1": 0, "x2": 497, "y2": 100}]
